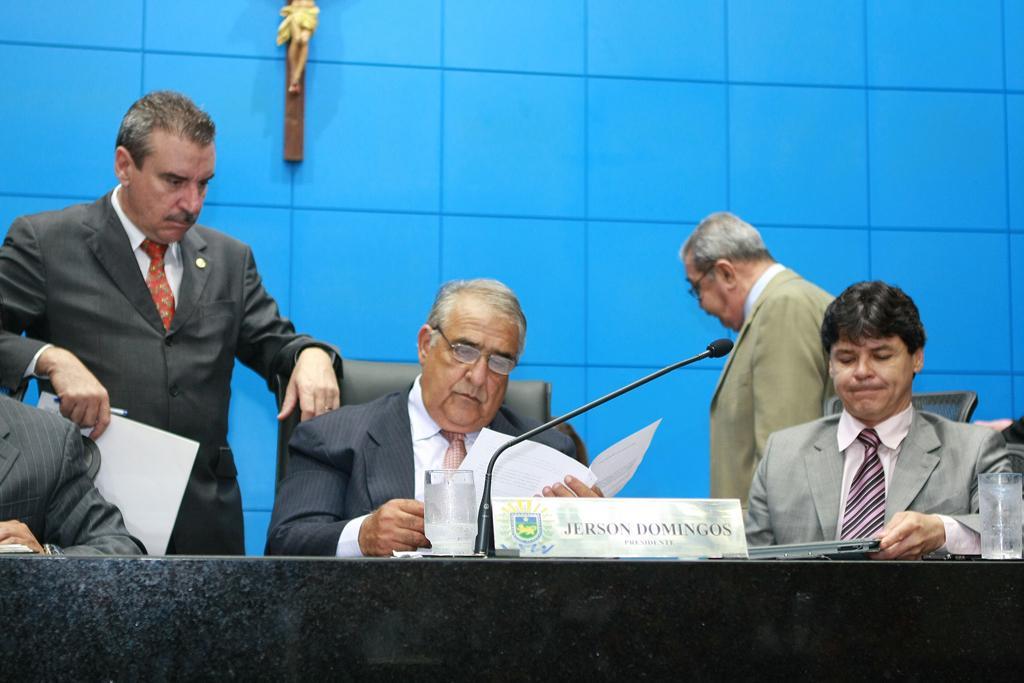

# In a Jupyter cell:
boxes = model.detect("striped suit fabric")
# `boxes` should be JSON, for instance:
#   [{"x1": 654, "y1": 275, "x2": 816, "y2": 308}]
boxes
[{"x1": 0, "y1": 395, "x2": 142, "y2": 555}]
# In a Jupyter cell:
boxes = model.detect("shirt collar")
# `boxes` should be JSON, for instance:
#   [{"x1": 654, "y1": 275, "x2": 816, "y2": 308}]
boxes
[
  {"x1": 837, "y1": 402, "x2": 914, "y2": 452},
  {"x1": 111, "y1": 186, "x2": 181, "y2": 262},
  {"x1": 743, "y1": 262, "x2": 786, "y2": 321},
  {"x1": 408, "y1": 375, "x2": 441, "y2": 442},
  {"x1": 407, "y1": 374, "x2": 483, "y2": 443}
]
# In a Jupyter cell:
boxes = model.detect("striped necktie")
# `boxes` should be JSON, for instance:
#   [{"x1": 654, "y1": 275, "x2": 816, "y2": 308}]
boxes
[{"x1": 840, "y1": 428, "x2": 886, "y2": 540}]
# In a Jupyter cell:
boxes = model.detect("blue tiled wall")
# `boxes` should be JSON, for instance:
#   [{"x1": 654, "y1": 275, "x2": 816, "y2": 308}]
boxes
[{"x1": 1, "y1": 1, "x2": 1020, "y2": 555}]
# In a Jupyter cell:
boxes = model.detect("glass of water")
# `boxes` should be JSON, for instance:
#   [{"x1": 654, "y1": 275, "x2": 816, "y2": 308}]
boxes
[
  {"x1": 424, "y1": 470, "x2": 477, "y2": 555},
  {"x1": 979, "y1": 472, "x2": 1023, "y2": 560}
]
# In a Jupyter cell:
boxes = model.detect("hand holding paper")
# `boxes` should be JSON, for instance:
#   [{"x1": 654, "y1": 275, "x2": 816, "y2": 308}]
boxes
[
  {"x1": 461, "y1": 429, "x2": 597, "y2": 512},
  {"x1": 38, "y1": 391, "x2": 197, "y2": 555},
  {"x1": 460, "y1": 419, "x2": 661, "y2": 510}
]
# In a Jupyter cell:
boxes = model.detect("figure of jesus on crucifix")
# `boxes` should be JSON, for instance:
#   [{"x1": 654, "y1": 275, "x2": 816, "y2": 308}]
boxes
[{"x1": 277, "y1": 0, "x2": 320, "y2": 95}]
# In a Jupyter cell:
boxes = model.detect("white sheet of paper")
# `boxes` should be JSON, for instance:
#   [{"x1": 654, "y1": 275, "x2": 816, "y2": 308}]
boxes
[
  {"x1": 38, "y1": 392, "x2": 197, "y2": 555},
  {"x1": 0, "y1": 543, "x2": 37, "y2": 554},
  {"x1": 588, "y1": 419, "x2": 662, "y2": 497},
  {"x1": 462, "y1": 429, "x2": 597, "y2": 512}
]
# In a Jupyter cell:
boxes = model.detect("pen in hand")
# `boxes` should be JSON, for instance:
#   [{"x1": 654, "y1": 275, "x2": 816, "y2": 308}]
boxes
[{"x1": 52, "y1": 396, "x2": 128, "y2": 417}]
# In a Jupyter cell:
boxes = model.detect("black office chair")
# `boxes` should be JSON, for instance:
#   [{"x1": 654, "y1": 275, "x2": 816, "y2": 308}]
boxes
[
  {"x1": 338, "y1": 358, "x2": 551, "y2": 423},
  {"x1": 822, "y1": 390, "x2": 979, "y2": 423},
  {"x1": 273, "y1": 359, "x2": 345, "y2": 491},
  {"x1": 81, "y1": 436, "x2": 102, "y2": 480},
  {"x1": 1, "y1": 377, "x2": 30, "y2": 402},
  {"x1": 1005, "y1": 443, "x2": 1024, "y2": 474}
]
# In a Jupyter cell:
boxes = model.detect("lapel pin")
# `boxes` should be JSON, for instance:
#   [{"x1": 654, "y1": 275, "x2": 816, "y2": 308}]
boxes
[{"x1": 195, "y1": 257, "x2": 207, "y2": 269}]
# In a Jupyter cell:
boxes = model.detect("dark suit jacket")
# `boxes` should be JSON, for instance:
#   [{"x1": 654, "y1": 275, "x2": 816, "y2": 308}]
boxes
[
  {"x1": 265, "y1": 391, "x2": 576, "y2": 556},
  {"x1": 0, "y1": 396, "x2": 142, "y2": 555},
  {"x1": 0, "y1": 194, "x2": 338, "y2": 554},
  {"x1": 745, "y1": 410, "x2": 1013, "y2": 547},
  {"x1": 1004, "y1": 417, "x2": 1024, "y2": 445}
]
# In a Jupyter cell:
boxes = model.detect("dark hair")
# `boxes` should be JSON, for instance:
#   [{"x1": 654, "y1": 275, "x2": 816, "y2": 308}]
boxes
[
  {"x1": 115, "y1": 91, "x2": 215, "y2": 168},
  {"x1": 820, "y1": 281, "x2": 926, "y2": 354}
]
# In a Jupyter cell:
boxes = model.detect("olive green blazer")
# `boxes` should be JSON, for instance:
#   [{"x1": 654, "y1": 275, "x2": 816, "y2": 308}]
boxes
[{"x1": 709, "y1": 269, "x2": 833, "y2": 505}]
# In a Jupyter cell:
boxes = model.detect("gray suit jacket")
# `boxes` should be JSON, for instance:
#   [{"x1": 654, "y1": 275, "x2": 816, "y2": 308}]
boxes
[
  {"x1": 710, "y1": 269, "x2": 833, "y2": 505},
  {"x1": 745, "y1": 410, "x2": 1014, "y2": 546},
  {"x1": 0, "y1": 396, "x2": 141, "y2": 555},
  {"x1": 265, "y1": 391, "x2": 576, "y2": 556},
  {"x1": 0, "y1": 194, "x2": 338, "y2": 554}
]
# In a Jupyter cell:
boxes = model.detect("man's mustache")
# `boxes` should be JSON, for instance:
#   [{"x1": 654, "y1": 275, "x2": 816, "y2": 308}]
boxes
[
  {"x1": 166, "y1": 211, "x2": 197, "y2": 225},
  {"x1": 453, "y1": 382, "x2": 485, "y2": 403}
]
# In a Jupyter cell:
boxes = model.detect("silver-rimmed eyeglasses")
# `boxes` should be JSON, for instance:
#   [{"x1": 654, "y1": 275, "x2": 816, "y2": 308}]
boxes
[{"x1": 434, "y1": 326, "x2": 517, "y2": 375}]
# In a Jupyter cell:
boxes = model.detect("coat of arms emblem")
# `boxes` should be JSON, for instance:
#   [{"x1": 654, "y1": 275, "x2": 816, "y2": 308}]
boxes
[{"x1": 511, "y1": 512, "x2": 543, "y2": 544}]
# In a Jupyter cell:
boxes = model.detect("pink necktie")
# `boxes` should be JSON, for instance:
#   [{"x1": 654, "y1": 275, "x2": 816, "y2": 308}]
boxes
[
  {"x1": 840, "y1": 428, "x2": 886, "y2": 539},
  {"x1": 440, "y1": 430, "x2": 467, "y2": 469},
  {"x1": 141, "y1": 239, "x2": 175, "y2": 331}
]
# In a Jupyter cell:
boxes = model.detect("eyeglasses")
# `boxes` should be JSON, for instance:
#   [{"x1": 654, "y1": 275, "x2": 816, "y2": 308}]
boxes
[
  {"x1": 687, "y1": 267, "x2": 714, "y2": 300},
  {"x1": 433, "y1": 327, "x2": 517, "y2": 376}
]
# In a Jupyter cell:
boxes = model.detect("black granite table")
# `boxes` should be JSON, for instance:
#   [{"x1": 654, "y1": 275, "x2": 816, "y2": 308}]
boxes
[{"x1": 2, "y1": 556, "x2": 1021, "y2": 680}]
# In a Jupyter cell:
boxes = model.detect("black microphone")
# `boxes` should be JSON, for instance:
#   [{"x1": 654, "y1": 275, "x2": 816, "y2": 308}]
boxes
[{"x1": 473, "y1": 338, "x2": 733, "y2": 555}]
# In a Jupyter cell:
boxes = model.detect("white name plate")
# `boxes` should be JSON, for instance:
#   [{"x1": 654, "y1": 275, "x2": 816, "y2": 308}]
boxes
[{"x1": 492, "y1": 497, "x2": 747, "y2": 559}]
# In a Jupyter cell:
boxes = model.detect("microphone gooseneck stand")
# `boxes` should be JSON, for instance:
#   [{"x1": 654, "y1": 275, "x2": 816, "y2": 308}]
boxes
[{"x1": 473, "y1": 338, "x2": 734, "y2": 556}]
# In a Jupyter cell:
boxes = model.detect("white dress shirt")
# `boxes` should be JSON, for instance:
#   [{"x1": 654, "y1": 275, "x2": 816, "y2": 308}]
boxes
[
  {"x1": 27, "y1": 187, "x2": 184, "y2": 377},
  {"x1": 335, "y1": 375, "x2": 481, "y2": 557},
  {"x1": 111, "y1": 185, "x2": 184, "y2": 299},
  {"x1": 742, "y1": 262, "x2": 786, "y2": 322}
]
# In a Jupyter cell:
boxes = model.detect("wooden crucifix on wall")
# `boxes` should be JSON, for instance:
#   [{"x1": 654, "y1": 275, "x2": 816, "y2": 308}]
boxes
[{"x1": 277, "y1": 0, "x2": 320, "y2": 161}]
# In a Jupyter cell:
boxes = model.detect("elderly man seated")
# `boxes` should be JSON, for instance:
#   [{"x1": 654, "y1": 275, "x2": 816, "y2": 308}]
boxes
[
  {"x1": 745, "y1": 281, "x2": 1013, "y2": 560},
  {"x1": 266, "y1": 278, "x2": 600, "y2": 557}
]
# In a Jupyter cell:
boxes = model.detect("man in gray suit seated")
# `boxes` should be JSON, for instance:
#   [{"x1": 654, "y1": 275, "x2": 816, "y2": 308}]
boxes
[
  {"x1": 266, "y1": 279, "x2": 601, "y2": 557},
  {"x1": 745, "y1": 281, "x2": 1013, "y2": 560},
  {"x1": 0, "y1": 395, "x2": 142, "y2": 555}
]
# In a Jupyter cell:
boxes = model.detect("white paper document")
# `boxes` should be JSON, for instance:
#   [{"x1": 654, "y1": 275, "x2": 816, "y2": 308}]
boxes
[
  {"x1": 38, "y1": 392, "x2": 198, "y2": 555},
  {"x1": 462, "y1": 419, "x2": 661, "y2": 509},
  {"x1": 588, "y1": 419, "x2": 661, "y2": 497},
  {"x1": 0, "y1": 543, "x2": 37, "y2": 554},
  {"x1": 462, "y1": 430, "x2": 597, "y2": 512}
]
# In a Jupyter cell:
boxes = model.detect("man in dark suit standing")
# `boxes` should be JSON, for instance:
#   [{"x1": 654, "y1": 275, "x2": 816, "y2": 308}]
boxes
[
  {"x1": 266, "y1": 279, "x2": 600, "y2": 557},
  {"x1": 0, "y1": 395, "x2": 142, "y2": 555},
  {"x1": 0, "y1": 91, "x2": 341, "y2": 554}
]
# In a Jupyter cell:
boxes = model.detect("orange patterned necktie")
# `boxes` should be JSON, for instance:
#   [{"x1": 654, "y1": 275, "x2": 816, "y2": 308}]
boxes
[{"x1": 141, "y1": 238, "x2": 175, "y2": 331}]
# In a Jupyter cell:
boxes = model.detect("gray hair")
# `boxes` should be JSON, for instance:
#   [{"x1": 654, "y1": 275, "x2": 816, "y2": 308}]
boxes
[
  {"x1": 680, "y1": 212, "x2": 773, "y2": 270},
  {"x1": 115, "y1": 91, "x2": 215, "y2": 168},
  {"x1": 425, "y1": 279, "x2": 527, "y2": 357}
]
